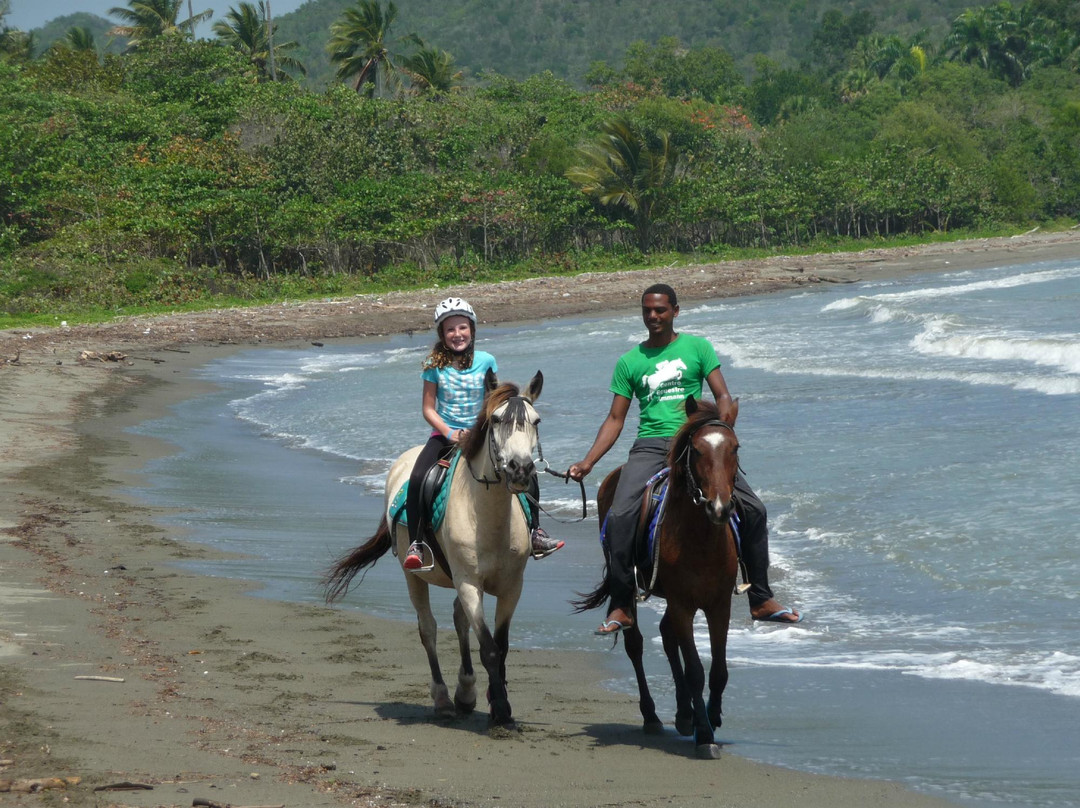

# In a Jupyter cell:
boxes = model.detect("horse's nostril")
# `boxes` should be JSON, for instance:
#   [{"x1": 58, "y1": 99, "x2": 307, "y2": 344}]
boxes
[{"x1": 505, "y1": 458, "x2": 534, "y2": 476}]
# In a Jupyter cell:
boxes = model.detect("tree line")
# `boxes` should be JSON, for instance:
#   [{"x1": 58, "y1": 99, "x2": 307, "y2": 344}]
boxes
[{"x1": 1, "y1": 0, "x2": 1079, "y2": 319}]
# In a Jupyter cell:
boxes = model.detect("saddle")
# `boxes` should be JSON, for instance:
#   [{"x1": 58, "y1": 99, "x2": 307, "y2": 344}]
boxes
[
  {"x1": 389, "y1": 450, "x2": 534, "y2": 575},
  {"x1": 388, "y1": 451, "x2": 454, "y2": 572},
  {"x1": 600, "y1": 467, "x2": 748, "y2": 599}
]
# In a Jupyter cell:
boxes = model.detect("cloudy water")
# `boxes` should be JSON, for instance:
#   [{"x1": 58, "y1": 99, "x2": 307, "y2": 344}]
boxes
[{"x1": 131, "y1": 257, "x2": 1080, "y2": 807}]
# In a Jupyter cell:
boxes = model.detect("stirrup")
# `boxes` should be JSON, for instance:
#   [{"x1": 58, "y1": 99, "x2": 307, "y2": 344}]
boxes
[
  {"x1": 734, "y1": 554, "x2": 751, "y2": 595},
  {"x1": 404, "y1": 541, "x2": 435, "y2": 573}
]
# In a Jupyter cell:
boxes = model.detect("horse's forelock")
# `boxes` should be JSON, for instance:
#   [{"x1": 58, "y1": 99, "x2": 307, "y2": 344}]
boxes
[
  {"x1": 669, "y1": 399, "x2": 723, "y2": 484},
  {"x1": 461, "y1": 382, "x2": 520, "y2": 461}
]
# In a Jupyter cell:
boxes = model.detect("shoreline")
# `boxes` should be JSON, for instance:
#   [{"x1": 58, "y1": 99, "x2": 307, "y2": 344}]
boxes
[{"x1": 4, "y1": 232, "x2": 1079, "y2": 807}]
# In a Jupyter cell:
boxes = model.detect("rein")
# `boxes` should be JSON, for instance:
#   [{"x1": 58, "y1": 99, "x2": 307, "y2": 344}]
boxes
[
  {"x1": 676, "y1": 419, "x2": 736, "y2": 507},
  {"x1": 463, "y1": 422, "x2": 505, "y2": 488},
  {"x1": 674, "y1": 416, "x2": 751, "y2": 593},
  {"x1": 462, "y1": 399, "x2": 588, "y2": 521},
  {"x1": 538, "y1": 466, "x2": 589, "y2": 522}
]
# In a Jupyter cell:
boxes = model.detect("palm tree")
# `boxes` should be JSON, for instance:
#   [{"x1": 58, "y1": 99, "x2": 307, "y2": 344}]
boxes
[
  {"x1": 776, "y1": 93, "x2": 818, "y2": 120},
  {"x1": 109, "y1": 0, "x2": 211, "y2": 50},
  {"x1": 566, "y1": 118, "x2": 680, "y2": 252},
  {"x1": 213, "y1": 2, "x2": 305, "y2": 81},
  {"x1": 401, "y1": 42, "x2": 461, "y2": 94},
  {"x1": 1, "y1": 28, "x2": 34, "y2": 61},
  {"x1": 846, "y1": 34, "x2": 929, "y2": 89},
  {"x1": 944, "y1": 2, "x2": 1055, "y2": 85},
  {"x1": 61, "y1": 26, "x2": 99, "y2": 52},
  {"x1": 327, "y1": 0, "x2": 413, "y2": 96}
]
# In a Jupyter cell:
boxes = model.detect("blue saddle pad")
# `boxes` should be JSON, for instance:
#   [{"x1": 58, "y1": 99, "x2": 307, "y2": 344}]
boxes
[
  {"x1": 389, "y1": 453, "x2": 534, "y2": 532},
  {"x1": 599, "y1": 468, "x2": 744, "y2": 580},
  {"x1": 599, "y1": 468, "x2": 671, "y2": 562}
]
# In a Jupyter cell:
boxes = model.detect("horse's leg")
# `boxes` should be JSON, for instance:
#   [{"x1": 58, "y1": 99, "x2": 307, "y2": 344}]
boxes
[
  {"x1": 490, "y1": 581, "x2": 524, "y2": 729},
  {"x1": 659, "y1": 611, "x2": 694, "y2": 737},
  {"x1": 624, "y1": 618, "x2": 663, "y2": 734},
  {"x1": 457, "y1": 580, "x2": 516, "y2": 730},
  {"x1": 404, "y1": 573, "x2": 455, "y2": 718},
  {"x1": 451, "y1": 596, "x2": 477, "y2": 714},
  {"x1": 669, "y1": 605, "x2": 720, "y2": 759},
  {"x1": 704, "y1": 604, "x2": 732, "y2": 730}
]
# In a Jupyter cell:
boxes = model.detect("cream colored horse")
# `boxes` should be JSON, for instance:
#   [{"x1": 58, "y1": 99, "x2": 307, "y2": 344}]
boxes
[{"x1": 325, "y1": 370, "x2": 543, "y2": 729}]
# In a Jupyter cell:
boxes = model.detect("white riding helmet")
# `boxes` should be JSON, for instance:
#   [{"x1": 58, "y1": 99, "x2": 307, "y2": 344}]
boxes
[{"x1": 434, "y1": 297, "x2": 476, "y2": 329}]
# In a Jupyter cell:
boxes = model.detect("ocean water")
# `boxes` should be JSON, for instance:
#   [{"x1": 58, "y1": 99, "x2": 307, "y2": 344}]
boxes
[{"x1": 131, "y1": 257, "x2": 1080, "y2": 807}]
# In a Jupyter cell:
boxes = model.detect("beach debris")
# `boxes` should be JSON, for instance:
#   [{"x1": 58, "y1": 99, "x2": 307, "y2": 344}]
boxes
[
  {"x1": 93, "y1": 781, "x2": 154, "y2": 791},
  {"x1": 73, "y1": 675, "x2": 125, "y2": 683},
  {"x1": 1, "y1": 348, "x2": 20, "y2": 365},
  {"x1": 78, "y1": 350, "x2": 128, "y2": 363},
  {"x1": 192, "y1": 800, "x2": 285, "y2": 808},
  {"x1": 0, "y1": 776, "x2": 81, "y2": 793}
]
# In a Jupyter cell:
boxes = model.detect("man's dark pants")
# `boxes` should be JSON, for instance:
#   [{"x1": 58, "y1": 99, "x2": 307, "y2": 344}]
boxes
[{"x1": 603, "y1": 437, "x2": 774, "y2": 614}]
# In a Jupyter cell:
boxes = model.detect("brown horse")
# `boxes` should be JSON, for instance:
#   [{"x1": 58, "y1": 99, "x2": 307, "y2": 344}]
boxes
[{"x1": 576, "y1": 396, "x2": 740, "y2": 759}]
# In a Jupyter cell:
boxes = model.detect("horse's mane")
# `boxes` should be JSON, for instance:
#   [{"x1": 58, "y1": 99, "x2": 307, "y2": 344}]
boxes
[
  {"x1": 460, "y1": 381, "x2": 521, "y2": 461},
  {"x1": 668, "y1": 398, "x2": 723, "y2": 489}
]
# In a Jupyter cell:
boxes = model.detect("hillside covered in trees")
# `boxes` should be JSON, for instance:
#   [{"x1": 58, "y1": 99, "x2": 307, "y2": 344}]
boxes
[
  {"x1": 2, "y1": 0, "x2": 1080, "y2": 322},
  {"x1": 22, "y1": 0, "x2": 982, "y2": 86},
  {"x1": 273, "y1": 0, "x2": 981, "y2": 89}
]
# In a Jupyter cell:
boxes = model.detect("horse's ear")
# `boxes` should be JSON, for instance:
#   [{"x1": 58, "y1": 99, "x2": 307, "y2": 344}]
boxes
[
  {"x1": 720, "y1": 397, "x2": 739, "y2": 426},
  {"x1": 484, "y1": 368, "x2": 498, "y2": 393},
  {"x1": 685, "y1": 396, "x2": 698, "y2": 416},
  {"x1": 522, "y1": 370, "x2": 543, "y2": 402}
]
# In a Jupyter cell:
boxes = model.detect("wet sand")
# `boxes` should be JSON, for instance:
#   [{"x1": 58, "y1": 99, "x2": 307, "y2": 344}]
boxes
[{"x1": 3, "y1": 231, "x2": 1078, "y2": 807}]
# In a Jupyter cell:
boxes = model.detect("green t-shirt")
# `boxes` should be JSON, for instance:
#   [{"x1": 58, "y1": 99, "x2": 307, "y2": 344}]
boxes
[{"x1": 610, "y1": 333, "x2": 722, "y2": 438}]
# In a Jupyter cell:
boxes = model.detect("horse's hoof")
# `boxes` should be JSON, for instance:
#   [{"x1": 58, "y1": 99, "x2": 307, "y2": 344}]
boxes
[
  {"x1": 643, "y1": 719, "x2": 665, "y2": 735},
  {"x1": 454, "y1": 695, "x2": 477, "y2": 715},
  {"x1": 675, "y1": 717, "x2": 694, "y2": 736},
  {"x1": 488, "y1": 721, "x2": 518, "y2": 738},
  {"x1": 695, "y1": 743, "x2": 721, "y2": 760},
  {"x1": 433, "y1": 703, "x2": 457, "y2": 720},
  {"x1": 433, "y1": 693, "x2": 457, "y2": 719}
]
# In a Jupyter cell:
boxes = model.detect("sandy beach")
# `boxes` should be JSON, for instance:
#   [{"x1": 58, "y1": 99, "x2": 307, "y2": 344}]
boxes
[{"x1": 3, "y1": 231, "x2": 1078, "y2": 808}]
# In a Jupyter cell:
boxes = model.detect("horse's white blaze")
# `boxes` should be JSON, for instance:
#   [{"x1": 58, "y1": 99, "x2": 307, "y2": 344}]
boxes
[{"x1": 701, "y1": 432, "x2": 726, "y2": 450}]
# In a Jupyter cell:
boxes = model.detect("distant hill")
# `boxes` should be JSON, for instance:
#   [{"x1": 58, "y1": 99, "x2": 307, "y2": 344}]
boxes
[
  {"x1": 30, "y1": 13, "x2": 124, "y2": 56},
  {"x1": 21, "y1": 0, "x2": 977, "y2": 88},
  {"x1": 273, "y1": 0, "x2": 976, "y2": 89}
]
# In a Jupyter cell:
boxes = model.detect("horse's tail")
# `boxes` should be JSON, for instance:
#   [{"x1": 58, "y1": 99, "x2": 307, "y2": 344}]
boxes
[
  {"x1": 323, "y1": 516, "x2": 393, "y2": 604},
  {"x1": 570, "y1": 562, "x2": 610, "y2": 614}
]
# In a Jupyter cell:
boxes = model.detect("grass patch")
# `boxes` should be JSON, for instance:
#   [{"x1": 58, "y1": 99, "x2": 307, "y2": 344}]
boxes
[{"x1": 0, "y1": 225, "x2": 1058, "y2": 330}]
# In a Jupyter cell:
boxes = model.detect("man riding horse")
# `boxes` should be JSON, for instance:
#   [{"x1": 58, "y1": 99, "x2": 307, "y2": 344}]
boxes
[{"x1": 568, "y1": 283, "x2": 802, "y2": 634}]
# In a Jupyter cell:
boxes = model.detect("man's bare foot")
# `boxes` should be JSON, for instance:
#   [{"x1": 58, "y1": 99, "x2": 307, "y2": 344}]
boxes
[
  {"x1": 594, "y1": 607, "x2": 634, "y2": 635},
  {"x1": 751, "y1": 599, "x2": 802, "y2": 624}
]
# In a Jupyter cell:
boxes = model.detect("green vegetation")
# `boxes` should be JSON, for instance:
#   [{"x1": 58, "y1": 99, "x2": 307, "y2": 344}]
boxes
[
  {"x1": 2, "y1": 0, "x2": 1080, "y2": 326},
  {"x1": 275, "y1": 0, "x2": 981, "y2": 90},
  {"x1": 213, "y1": 2, "x2": 306, "y2": 82}
]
